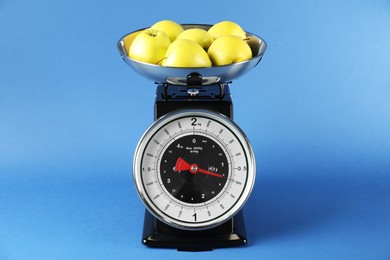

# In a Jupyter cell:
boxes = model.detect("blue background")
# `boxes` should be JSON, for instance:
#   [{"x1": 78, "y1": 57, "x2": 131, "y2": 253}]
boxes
[{"x1": 1, "y1": 0, "x2": 390, "y2": 259}]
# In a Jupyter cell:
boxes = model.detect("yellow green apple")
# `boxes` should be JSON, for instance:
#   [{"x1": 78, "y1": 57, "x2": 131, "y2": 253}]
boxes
[
  {"x1": 151, "y1": 20, "x2": 184, "y2": 42},
  {"x1": 208, "y1": 21, "x2": 246, "y2": 39},
  {"x1": 207, "y1": 35, "x2": 252, "y2": 66},
  {"x1": 176, "y1": 28, "x2": 214, "y2": 49},
  {"x1": 162, "y1": 39, "x2": 212, "y2": 67},
  {"x1": 128, "y1": 29, "x2": 170, "y2": 65}
]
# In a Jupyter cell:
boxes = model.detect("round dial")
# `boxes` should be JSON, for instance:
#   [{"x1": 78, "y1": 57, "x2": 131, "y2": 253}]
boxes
[{"x1": 133, "y1": 109, "x2": 255, "y2": 230}]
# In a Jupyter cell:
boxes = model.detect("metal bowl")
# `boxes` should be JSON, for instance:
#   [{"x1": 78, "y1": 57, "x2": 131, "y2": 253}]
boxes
[{"x1": 117, "y1": 24, "x2": 267, "y2": 85}]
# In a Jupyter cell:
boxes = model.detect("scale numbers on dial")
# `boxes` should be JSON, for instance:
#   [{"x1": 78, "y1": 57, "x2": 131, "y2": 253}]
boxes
[{"x1": 133, "y1": 110, "x2": 255, "y2": 230}]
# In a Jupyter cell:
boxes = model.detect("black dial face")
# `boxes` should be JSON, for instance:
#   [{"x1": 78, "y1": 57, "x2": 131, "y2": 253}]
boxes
[{"x1": 160, "y1": 134, "x2": 229, "y2": 204}]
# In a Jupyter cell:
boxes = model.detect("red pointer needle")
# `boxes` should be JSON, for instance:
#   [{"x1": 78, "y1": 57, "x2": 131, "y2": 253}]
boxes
[{"x1": 175, "y1": 157, "x2": 225, "y2": 178}]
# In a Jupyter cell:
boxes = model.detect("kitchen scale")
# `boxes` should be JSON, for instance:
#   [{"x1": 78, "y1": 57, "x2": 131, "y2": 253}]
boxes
[{"x1": 118, "y1": 24, "x2": 266, "y2": 251}]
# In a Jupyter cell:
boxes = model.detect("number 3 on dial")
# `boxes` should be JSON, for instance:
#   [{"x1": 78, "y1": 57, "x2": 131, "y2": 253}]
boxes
[{"x1": 133, "y1": 109, "x2": 256, "y2": 230}]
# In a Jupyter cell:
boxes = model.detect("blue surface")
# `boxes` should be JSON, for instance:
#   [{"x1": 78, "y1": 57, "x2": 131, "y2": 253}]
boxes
[{"x1": 1, "y1": 0, "x2": 390, "y2": 259}]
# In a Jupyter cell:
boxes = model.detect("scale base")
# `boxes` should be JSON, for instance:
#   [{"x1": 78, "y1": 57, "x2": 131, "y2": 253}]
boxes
[{"x1": 141, "y1": 210, "x2": 247, "y2": 251}]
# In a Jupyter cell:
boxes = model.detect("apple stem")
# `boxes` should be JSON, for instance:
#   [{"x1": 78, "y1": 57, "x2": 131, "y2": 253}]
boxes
[
  {"x1": 244, "y1": 37, "x2": 250, "y2": 41},
  {"x1": 155, "y1": 57, "x2": 167, "y2": 65}
]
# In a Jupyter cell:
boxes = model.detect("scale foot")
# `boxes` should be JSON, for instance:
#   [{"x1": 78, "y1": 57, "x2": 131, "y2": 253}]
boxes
[{"x1": 141, "y1": 210, "x2": 248, "y2": 251}]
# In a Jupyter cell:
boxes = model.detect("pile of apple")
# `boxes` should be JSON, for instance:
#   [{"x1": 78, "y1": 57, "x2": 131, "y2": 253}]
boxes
[{"x1": 126, "y1": 20, "x2": 252, "y2": 67}]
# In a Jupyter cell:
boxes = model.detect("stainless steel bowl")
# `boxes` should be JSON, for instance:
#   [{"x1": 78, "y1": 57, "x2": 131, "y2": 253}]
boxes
[{"x1": 117, "y1": 24, "x2": 267, "y2": 85}]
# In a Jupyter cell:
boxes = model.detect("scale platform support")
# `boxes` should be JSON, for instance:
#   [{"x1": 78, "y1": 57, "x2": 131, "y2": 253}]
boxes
[{"x1": 141, "y1": 82, "x2": 248, "y2": 251}]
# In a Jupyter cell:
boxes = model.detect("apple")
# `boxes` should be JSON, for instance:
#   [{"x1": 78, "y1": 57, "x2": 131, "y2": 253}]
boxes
[
  {"x1": 128, "y1": 29, "x2": 170, "y2": 65},
  {"x1": 207, "y1": 35, "x2": 252, "y2": 66},
  {"x1": 162, "y1": 39, "x2": 212, "y2": 67},
  {"x1": 176, "y1": 28, "x2": 214, "y2": 49},
  {"x1": 151, "y1": 20, "x2": 184, "y2": 42},
  {"x1": 208, "y1": 20, "x2": 246, "y2": 39}
]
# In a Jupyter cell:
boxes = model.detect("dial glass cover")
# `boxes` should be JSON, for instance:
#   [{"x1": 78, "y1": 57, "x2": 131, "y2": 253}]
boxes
[{"x1": 133, "y1": 110, "x2": 255, "y2": 230}]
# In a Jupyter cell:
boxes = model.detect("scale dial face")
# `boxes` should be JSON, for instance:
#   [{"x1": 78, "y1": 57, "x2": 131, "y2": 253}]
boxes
[{"x1": 133, "y1": 109, "x2": 255, "y2": 230}]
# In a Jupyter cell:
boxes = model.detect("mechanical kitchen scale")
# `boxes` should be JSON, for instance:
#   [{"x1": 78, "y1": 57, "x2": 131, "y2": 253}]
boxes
[{"x1": 117, "y1": 24, "x2": 266, "y2": 251}]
